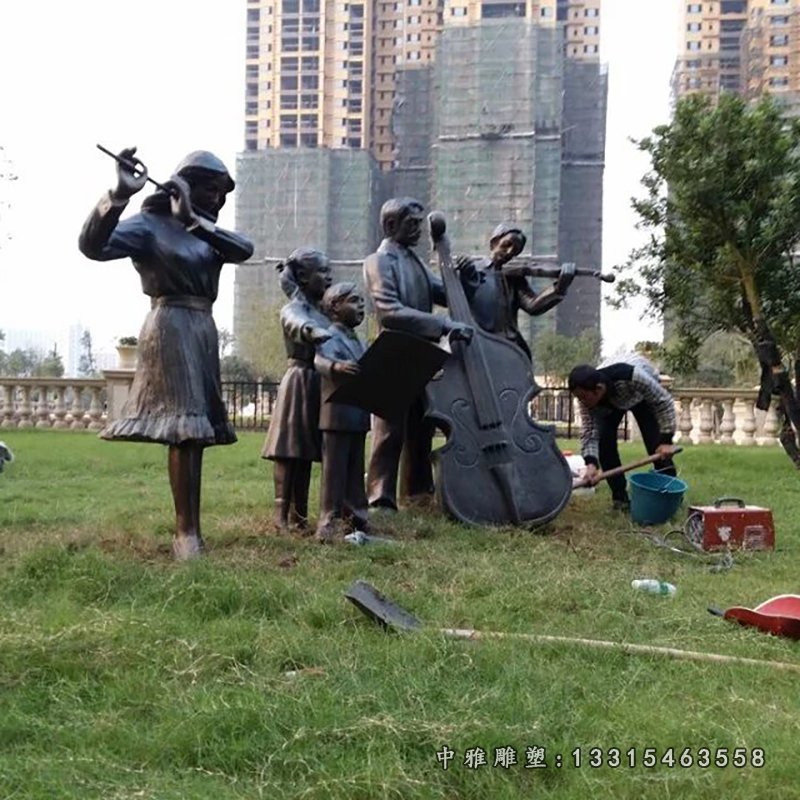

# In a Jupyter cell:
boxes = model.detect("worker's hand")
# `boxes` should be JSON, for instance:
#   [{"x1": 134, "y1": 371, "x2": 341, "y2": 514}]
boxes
[
  {"x1": 582, "y1": 463, "x2": 599, "y2": 486},
  {"x1": 111, "y1": 146, "x2": 148, "y2": 201},
  {"x1": 655, "y1": 444, "x2": 676, "y2": 460},
  {"x1": 333, "y1": 360, "x2": 360, "y2": 376}
]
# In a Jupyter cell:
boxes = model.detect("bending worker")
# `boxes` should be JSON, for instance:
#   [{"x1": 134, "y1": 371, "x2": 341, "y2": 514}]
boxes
[{"x1": 568, "y1": 354, "x2": 677, "y2": 511}]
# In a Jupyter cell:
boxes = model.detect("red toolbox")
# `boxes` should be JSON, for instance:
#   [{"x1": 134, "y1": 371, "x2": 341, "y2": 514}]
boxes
[{"x1": 686, "y1": 497, "x2": 774, "y2": 551}]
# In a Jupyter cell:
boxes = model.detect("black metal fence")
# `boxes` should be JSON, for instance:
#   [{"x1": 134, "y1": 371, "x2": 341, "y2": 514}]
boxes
[
  {"x1": 221, "y1": 381, "x2": 279, "y2": 430},
  {"x1": 222, "y1": 381, "x2": 628, "y2": 441}
]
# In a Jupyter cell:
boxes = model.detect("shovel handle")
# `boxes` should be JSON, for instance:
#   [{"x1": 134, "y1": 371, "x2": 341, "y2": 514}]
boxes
[{"x1": 573, "y1": 447, "x2": 683, "y2": 489}]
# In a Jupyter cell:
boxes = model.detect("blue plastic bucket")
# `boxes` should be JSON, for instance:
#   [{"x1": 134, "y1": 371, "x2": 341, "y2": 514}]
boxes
[{"x1": 628, "y1": 472, "x2": 688, "y2": 525}]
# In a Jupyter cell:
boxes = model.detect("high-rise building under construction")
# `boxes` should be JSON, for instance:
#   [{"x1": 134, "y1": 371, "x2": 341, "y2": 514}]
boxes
[{"x1": 234, "y1": 0, "x2": 607, "y2": 359}]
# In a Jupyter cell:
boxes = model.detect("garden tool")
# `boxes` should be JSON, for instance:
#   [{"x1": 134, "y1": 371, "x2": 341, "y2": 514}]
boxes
[{"x1": 346, "y1": 580, "x2": 800, "y2": 674}]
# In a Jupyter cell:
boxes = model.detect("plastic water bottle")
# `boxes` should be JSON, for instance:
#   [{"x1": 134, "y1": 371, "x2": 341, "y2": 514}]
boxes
[
  {"x1": 344, "y1": 531, "x2": 398, "y2": 546},
  {"x1": 631, "y1": 579, "x2": 677, "y2": 597}
]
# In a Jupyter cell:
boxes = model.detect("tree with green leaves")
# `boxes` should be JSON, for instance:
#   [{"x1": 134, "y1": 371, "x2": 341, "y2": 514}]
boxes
[{"x1": 614, "y1": 93, "x2": 800, "y2": 466}]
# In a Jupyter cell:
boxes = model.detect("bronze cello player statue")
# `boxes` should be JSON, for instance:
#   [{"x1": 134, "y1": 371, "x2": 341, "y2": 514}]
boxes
[{"x1": 425, "y1": 212, "x2": 572, "y2": 527}]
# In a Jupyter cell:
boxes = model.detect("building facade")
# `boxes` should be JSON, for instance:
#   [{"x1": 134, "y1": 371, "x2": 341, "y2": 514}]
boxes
[
  {"x1": 235, "y1": 0, "x2": 606, "y2": 358},
  {"x1": 674, "y1": 0, "x2": 800, "y2": 103}
]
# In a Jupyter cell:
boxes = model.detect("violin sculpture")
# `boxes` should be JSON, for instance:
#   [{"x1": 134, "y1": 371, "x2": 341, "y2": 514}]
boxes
[{"x1": 425, "y1": 212, "x2": 572, "y2": 527}]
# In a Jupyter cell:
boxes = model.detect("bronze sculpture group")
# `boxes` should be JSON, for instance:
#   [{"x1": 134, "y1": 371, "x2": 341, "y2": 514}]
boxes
[{"x1": 81, "y1": 147, "x2": 589, "y2": 558}]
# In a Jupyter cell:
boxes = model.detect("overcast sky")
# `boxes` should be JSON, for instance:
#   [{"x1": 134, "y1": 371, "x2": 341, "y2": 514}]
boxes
[{"x1": 0, "y1": 0, "x2": 678, "y2": 359}]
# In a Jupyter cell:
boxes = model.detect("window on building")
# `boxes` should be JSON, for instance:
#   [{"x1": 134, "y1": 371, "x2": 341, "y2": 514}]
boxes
[
  {"x1": 452, "y1": 7, "x2": 467, "y2": 17},
  {"x1": 540, "y1": 6, "x2": 552, "y2": 16},
  {"x1": 300, "y1": 113, "x2": 317, "y2": 127},
  {"x1": 687, "y1": 22, "x2": 701, "y2": 31},
  {"x1": 300, "y1": 133, "x2": 317, "y2": 147},
  {"x1": 687, "y1": 2, "x2": 702, "y2": 11},
  {"x1": 281, "y1": 57, "x2": 299, "y2": 72},
  {"x1": 720, "y1": 0, "x2": 746, "y2": 12},
  {"x1": 688, "y1": 77, "x2": 701, "y2": 88},
  {"x1": 245, "y1": 102, "x2": 258, "y2": 115},
  {"x1": 280, "y1": 94, "x2": 299, "y2": 109},
  {"x1": 301, "y1": 56, "x2": 319, "y2": 70},
  {"x1": 301, "y1": 74, "x2": 319, "y2": 90},
  {"x1": 281, "y1": 75, "x2": 298, "y2": 91},
  {"x1": 771, "y1": 34, "x2": 789, "y2": 45},
  {"x1": 583, "y1": 44, "x2": 598, "y2": 53},
  {"x1": 246, "y1": 45, "x2": 259, "y2": 59},
  {"x1": 247, "y1": 8, "x2": 259, "y2": 22},
  {"x1": 280, "y1": 114, "x2": 298, "y2": 129},
  {"x1": 408, "y1": 50, "x2": 420, "y2": 60},
  {"x1": 282, "y1": 0, "x2": 299, "y2": 12},
  {"x1": 347, "y1": 137, "x2": 362, "y2": 147},
  {"x1": 584, "y1": 7, "x2": 599, "y2": 16},
  {"x1": 771, "y1": 0, "x2": 790, "y2": 5},
  {"x1": 481, "y1": 2, "x2": 526, "y2": 18},
  {"x1": 302, "y1": 0, "x2": 320, "y2": 10},
  {"x1": 687, "y1": 41, "x2": 701, "y2": 50},
  {"x1": 686, "y1": 59, "x2": 701, "y2": 68},
  {"x1": 301, "y1": 36, "x2": 320, "y2": 50},
  {"x1": 351, "y1": 3, "x2": 364, "y2": 15},
  {"x1": 771, "y1": 54, "x2": 788, "y2": 65},
  {"x1": 280, "y1": 133, "x2": 298, "y2": 146},
  {"x1": 408, "y1": 15, "x2": 420, "y2": 23},
  {"x1": 772, "y1": 15, "x2": 790, "y2": 25},
  {"x1": 770, "y1": 75, "x2": 790, "y2": 86},
  {"x1": 585, "y1": 25, "x2": 599, "y2": 34}
]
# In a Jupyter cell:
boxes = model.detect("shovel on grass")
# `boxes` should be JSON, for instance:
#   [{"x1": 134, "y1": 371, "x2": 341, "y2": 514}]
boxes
[{"x1": 344, "y1": 579, "x2": 800, "y2": 673}]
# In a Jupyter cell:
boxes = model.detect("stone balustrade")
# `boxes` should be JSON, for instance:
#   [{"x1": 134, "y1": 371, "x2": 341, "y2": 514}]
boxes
[
  {"x1": 532, "y1": 386, "x2": 782, "y2": 447},
  {"x1": 0, "y1": 374, "x2": 786, "y2": 446},
  {"x1": 0, "y1": 375, "x2": 129, "y2": 431},
  {"x1": 670, "y1": 388, "x2": 780, "y2": 447}
]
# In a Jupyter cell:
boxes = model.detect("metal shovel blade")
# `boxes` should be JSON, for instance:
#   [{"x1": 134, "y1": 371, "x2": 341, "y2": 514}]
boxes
[{"x1": 344, "y1": 580, "x2": 423, "y2": 632}]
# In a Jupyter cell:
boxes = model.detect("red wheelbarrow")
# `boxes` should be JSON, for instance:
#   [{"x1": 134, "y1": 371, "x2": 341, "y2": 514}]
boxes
[{"x1": 709, "y1": 595, "x2": 800, "y2": 641}]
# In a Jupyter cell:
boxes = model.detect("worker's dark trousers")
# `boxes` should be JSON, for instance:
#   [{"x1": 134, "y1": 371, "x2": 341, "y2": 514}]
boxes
[{"x1": 597, "y1": 402, "x2": 677, "y2": 503}]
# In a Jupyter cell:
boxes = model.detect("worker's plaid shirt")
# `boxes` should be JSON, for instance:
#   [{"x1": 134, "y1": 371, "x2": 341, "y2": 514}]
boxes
[{"x1": 578, "y1": 355, "x2": 676, "y2": 466}]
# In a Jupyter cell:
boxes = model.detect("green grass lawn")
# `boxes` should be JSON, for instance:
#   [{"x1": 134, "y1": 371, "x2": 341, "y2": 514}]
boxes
[{"x1": 0, "y1": 430, "x2": 798, "y2": 799}]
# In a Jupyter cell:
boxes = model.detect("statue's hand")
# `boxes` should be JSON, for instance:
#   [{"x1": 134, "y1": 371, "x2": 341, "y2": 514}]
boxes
[
  {"x1": 164, "y1": 176, "x2": 198, "y2": 228},
  {"x1": 454, "y1": 255, "x2": 473, "y2": 273},
  {"x1": 334, "y1": 360, "x2": 361, "y2": 376},
  {"x1": 554, "y1": 262, "x2": 576, "y2": 295},
  {"x1": 447, "y1": 321, "x2": 474, "y2": 344},
  {"x1": 111, "y1": 146, "x2": 148, "y2": 201},
  {"x1": 309, "y1": 327, "x2": 332, "y2": 344}
]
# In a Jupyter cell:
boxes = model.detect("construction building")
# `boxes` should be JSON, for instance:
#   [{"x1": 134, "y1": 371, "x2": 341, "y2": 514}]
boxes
[
  {"x1": 234, "y1": 0, "x2": 607, "y2": 358},
  {"x1": 673, "y1": 0, "x2": 800, "y2": 105}
]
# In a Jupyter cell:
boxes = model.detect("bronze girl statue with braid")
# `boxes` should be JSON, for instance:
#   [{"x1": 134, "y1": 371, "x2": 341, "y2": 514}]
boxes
[{"x1": 261, "y1": 248, "x2": 333, "y2": 529}]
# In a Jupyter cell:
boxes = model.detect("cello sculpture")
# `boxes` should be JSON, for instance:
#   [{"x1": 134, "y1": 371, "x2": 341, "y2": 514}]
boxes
[{"x1": 426, "y1": 212, "x2": 572, "y2": 527}]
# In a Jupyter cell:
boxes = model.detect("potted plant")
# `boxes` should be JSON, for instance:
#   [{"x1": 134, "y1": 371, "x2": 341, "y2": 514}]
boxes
[{"x1": 116, "y1": 336, "x2": 139, "y2": 370}]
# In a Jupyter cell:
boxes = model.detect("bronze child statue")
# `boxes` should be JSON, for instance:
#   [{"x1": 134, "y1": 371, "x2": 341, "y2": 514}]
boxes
[
  {"x1": 261, "y1": 248, "x2": 332, "y2": 529},
  {"x1": 313, "y1": 282, "x2": 371, "y2": 543},
  {"x1": 78, "y1": 146, "x2": 254, "y2": 560}
]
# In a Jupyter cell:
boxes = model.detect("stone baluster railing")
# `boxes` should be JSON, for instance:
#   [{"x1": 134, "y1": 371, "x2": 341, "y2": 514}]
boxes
[
  {"x1": 670, "y1": 389, "x2": 780, "y2": 447},
  {"x1": 0, "y1": 378, "x2": 113, "y2": 430}
]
